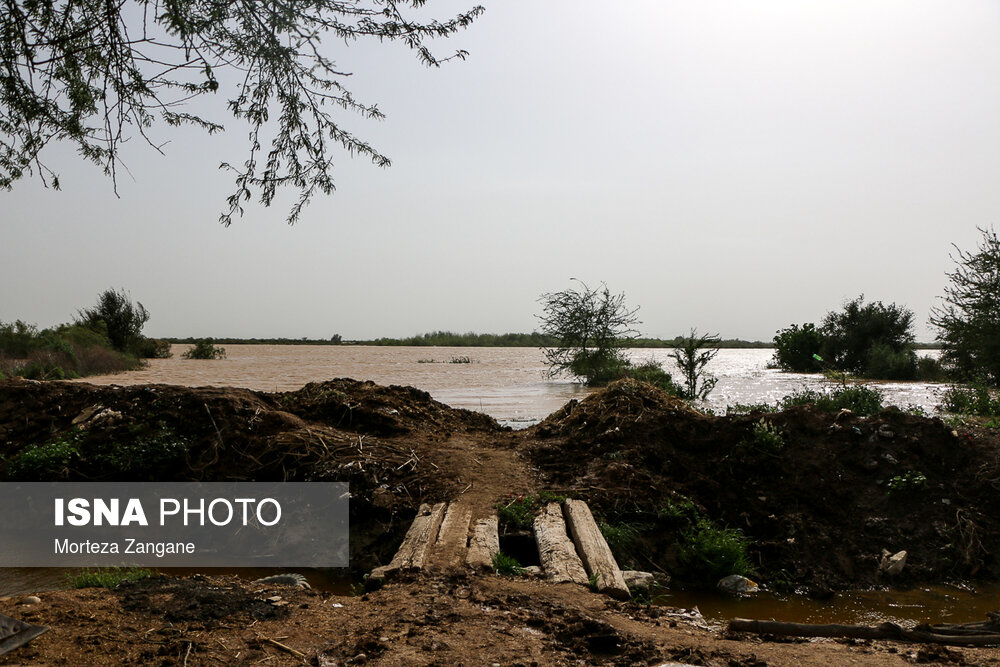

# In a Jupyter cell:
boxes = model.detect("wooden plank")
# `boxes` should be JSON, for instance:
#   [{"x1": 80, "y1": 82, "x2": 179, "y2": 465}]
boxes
[
  {"x1": 466, "y1": 515, "x2": 499, "y2": 571},
  {"x1": 370, "y1": 502, "x2": 446, "y2": 579},
  {"x1": 562, "y1": 499, "x2": 630, "y2": 600},
  {"x1": 533, "y1": 502, "x2": 588, "y2": 585},
  {"x1": 728, "y1": 618, "x2": 1000, "y2": 647},
  {"x1": 431, "y1": 503, "x2": 473, "y2": 570}
]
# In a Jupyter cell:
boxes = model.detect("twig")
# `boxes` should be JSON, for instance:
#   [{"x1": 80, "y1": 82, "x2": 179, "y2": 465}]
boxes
[{"x1": 262, "y1": 636, "x2": 306, "y2": 659}]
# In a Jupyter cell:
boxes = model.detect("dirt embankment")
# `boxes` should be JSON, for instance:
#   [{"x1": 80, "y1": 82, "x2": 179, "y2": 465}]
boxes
[
  {"x1": 0, "y1": 377, "x2": 509, "y2": 573},
  {"x1": 520, "y1": 379, "x2": 1000, "y2": 593},
  {"x1": 2, "y1": 376, "x2": 1000, "y2": 665}
]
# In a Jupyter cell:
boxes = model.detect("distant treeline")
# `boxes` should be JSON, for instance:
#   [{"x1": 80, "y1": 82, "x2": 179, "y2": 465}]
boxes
[
  {"x1": 164, "y1": 331, "x2": 777, "y2": 348},
  {"x1": 164, "y1": 336, "x2": 345, "y2": 346}
]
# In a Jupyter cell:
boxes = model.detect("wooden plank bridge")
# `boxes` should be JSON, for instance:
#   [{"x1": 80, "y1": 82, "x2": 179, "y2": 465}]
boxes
[{"x1": 370, "y1": 499, "x2": 638, "y2": 600}]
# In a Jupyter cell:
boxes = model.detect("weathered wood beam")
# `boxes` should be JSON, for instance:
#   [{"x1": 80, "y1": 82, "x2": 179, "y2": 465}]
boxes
[
  {"x1": 371, "y1": 502, "x2": 446, "y2": 579},
  {"x1": 533, "y1": 502, "x2": 588, "y2": 585},
  {"x1": 466, "y1": 515, "x2": 499, "y2": 571},
  {"x1": 562, "y1": 499, "x2": 630, "y2": 600}
]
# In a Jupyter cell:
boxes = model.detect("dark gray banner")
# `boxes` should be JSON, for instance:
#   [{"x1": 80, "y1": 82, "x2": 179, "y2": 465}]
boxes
[{"x1": 0, "y1": 483, "x2": 349, "y2": 567}]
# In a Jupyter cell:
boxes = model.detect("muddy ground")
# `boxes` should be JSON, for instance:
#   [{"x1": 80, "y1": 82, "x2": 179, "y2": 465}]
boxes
[{"x1": 1, "y1": 376, "x2": 999, "y2": 665}]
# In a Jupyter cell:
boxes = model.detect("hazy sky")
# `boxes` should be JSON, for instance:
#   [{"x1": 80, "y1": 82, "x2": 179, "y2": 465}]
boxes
[{"x1": 3, "y1": 0, "x2": 999, "y2": 341}]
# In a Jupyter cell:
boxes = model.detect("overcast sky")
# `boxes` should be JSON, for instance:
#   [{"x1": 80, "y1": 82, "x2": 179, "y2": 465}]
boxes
[{"x1": 3, "y1": 0, "x2": 999, "y2": 341}]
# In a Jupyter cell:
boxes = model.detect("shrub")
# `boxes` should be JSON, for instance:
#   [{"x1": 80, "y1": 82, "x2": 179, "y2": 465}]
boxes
[
  {"x1": 77, "y1": 288, "x2": 150, "y2": 353},
  {"x1": 863, "y1": 343, "x2": 918, "y2": 380},
  {"x1": 8, "y1": 430, "x2": 85, "y2": 478},
  {"x1": 134, "y1": 337, "x2": 173, "y2": 359},
  {"x1": 677, "y1": 518, "x2": 753, "y2": 581},
  {"x1": 772, "y1": 323, "x2": 824, "y2": 372},
  {"x1": 67, "y1": 567, "x2": 156, "y2": 588},
  {"x1": 780, "y1": 384, "x2": 884, "y2": 416},
  {"x1": 671, "y1": 329, "x2": 720, "y2": 400},
  {"x1": 617, "y1": 360, "x2": 684, "y2": 396},
  {"x1": 748, "y1": 418, "x2": 785, "y2": 453},
  {"x1": 821, "y1": 296, "x2": 916, "y2": 375},
  {"x1": 450, "y1": 355, "x2": 471, "y2": 364},
  {"x1": 183, "y1": 339, "x2": 226, "y2": 359},
  {"x1": 930, "y1": 227, "x2": 1000, "y2": 386},
  {"x1": 940, "y1": 384, "x2": 1000, "y2": 417}
]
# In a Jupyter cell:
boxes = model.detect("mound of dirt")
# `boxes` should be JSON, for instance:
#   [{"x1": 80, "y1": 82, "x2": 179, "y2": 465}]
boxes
[
  {"x1": 280, "y1": 378, "x2": 502, "y2": 436},
  {"x1": 0, "y1": 377, "x2": 503, "y2": 573},
  {"x1": 521, "y1": 379, "x2": 1000, "y2": 592}
]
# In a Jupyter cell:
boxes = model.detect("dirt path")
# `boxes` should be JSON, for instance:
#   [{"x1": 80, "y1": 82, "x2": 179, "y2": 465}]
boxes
[{"x1": 420, "y1": 432, "x2": 535, "y2": 573}]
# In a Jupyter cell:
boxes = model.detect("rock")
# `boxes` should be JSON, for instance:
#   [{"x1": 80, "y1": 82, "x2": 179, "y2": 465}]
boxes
[
  {"x1": 879, "y1": 549, "x2": 907, "y2": 575},
  {"x1": 20, "y1": 595, "x2": 41, "y2": 605},
  {"x1": 717, "y1": 575, "x2": 759, "y2": 595},
  {"x1": 877, "y1": 426, "x2": 896, "y2": 439},
  {"x1": 882, "y1": 453, "x2": 899, "y2": 465},
  {"x1": 621, "y1": 570, "x2": 655, "y2": 592},
  {"x1": 523, "y1": 566, "x2": 543, "y2": 578}
]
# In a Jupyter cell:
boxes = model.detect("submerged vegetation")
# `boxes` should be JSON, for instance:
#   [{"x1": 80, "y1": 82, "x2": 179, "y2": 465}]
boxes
[
  {"x1": 1, "y1": 288, "x2": 169, "y2": 380},
  {"x1": 773, "y1": 296, "x2": 942, "y2": 381},
  {"x1": 182, "y1": 339, "x2": 227, "y2": 360}
]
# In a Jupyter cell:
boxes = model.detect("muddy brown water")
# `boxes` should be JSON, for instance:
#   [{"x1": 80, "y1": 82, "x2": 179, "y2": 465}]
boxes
[
  {"x1": 72, "y1": 345, "x2": 946, "y2": 427},
  {"x1": 3, "y1": 346, "x2": 963, "y2": 625}
]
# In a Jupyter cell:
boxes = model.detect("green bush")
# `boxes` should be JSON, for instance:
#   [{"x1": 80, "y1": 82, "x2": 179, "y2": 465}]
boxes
[
  {"x1": 134, "y1": 337, "x2": 173, "y2": 359},
  {"x1": 182, "y1": 339, "x2": 226, "y2": 359},
  {"x1": 863, "y1": 343, "x2": 918, "y2": 380},
  {"x1": 772, "y1": 323, "x2": 824, "y2": 373},
  {"x1": 780, "y1": 384, "x2": 884, "y2": 416},
  {"x1": 8, "y1": 430, "x2": 86, "y2": 478},
  {"x1": 940, "y1": 384, "x2": 1000, "y2": 417},
  {"x1": 77, "y1": 288, "x2": 150, "y2": 353},
  {"x1": 677, "y1": 518, "x2": 753, "y2": 581},
  {"x1": 617, "y1": 360, "x2": 684, "y2": 396},
  {"x1": 0, "y1": 321, "x2": 141, "y2": 379}
]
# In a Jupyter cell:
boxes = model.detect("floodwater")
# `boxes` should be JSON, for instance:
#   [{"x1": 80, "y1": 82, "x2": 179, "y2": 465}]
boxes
[
  {"x1": 4, "y1": 345, "x2": 964, "y2": 624},
  {"x1": 73, "y1": 345, "x2": 947, "y2": 427}
]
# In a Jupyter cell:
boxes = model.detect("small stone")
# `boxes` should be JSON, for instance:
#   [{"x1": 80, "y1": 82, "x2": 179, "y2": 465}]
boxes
[
  {"x1": 20, "y1": 595, "x2": 41, "y2": 605},
  {"x1": 879, "y1": 549, "x2": 907, "y2": 576},
  {"x1": 621, "y1": 570, "x2": 655, "y2": 592},
  {"x1": 346, "y1": 653, "x2": 368, "y2": 664},
  {"x1": 717, "y1": 575, "x2": 758, "y2": 595}
]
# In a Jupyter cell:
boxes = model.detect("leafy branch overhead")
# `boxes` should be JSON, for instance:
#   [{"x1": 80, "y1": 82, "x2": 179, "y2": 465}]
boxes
[{"x1": 0, "y1": 0, "x2": 483, "y2": 224}]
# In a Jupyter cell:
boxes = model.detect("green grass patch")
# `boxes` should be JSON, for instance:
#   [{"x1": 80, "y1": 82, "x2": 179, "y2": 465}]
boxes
[
  {"x1": 67, "y1": 567, "x2": 156, "y2": 589},
  {"x1": 676, "y1": 518, "x2": 753, "y2": 582},
  {"x1": 491, "y1": 551, "x2": 525, "y2": 577},
  {"x1": 495, "y1": 492, "x2": 568, "y2": 531}
]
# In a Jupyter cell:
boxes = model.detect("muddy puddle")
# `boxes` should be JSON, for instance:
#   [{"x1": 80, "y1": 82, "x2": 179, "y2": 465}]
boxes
[{"x1": 660, "y1": 584, "x2": 1000, "y2": 627}]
